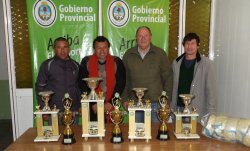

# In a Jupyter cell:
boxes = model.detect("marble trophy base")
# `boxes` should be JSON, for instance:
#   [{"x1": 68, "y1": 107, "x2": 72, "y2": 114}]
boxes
[
  {"x1": 34, "y1": 134, "x2": 60, "y2": 142},
  {"x1": 157, "y1": 130, "x2": 169, "y2": 141},
  {"x1": 174, "y1": 132, "x2": 200, "y2": 139},
  {"x1": 62, "y1": 134, "x2": 76, "y2": 144},
  {"x1": 110, "y1": 133, "x2": 124, "y2": 144}
]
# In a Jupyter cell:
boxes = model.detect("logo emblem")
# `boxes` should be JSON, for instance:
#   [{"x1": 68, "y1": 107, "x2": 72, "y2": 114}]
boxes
[
  {"x1": 33, "y1": 0, "x2": 57, "y2": 28},
  {"x1": 107, "y1": 0, "x2": 130, "y2": 28}
]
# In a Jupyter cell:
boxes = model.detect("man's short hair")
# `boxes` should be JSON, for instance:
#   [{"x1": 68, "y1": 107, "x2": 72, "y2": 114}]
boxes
[
  {"x1": 182, "y1": 33, "x2": 200, "y2": 46},
  {"x1": 93, "y1": 36, "x2": 110, "y2": 49},
  {"x1": 136, "y1": 26, "x2": 152, "y2": 36},
  {"x1": 53, "y1": 37, "x2": 68, "y2": 49}
]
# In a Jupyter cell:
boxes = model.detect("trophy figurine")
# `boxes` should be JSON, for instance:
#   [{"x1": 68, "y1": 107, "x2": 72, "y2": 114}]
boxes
[
  {"x1": 174, "y1": 94, "x2": 200, "y2": 139},
  {"x1": 132, "y1": 88, "x2": 147, "y2": 108},
  {"x1": 62, "y1": 93, "x2": 76, "y2": 144},
  {"x1": 83, "y1": 77, "x2": 102, "y2": 100},
  {"x1": 39, "y1": 91, "x2": 54, "y2": 111},
  {"x1": 110, "y1": 93, "x2": 124, "y2": 143},
  {"x1": 157, "y1": 91, "x2": 171, "y2": 140}
]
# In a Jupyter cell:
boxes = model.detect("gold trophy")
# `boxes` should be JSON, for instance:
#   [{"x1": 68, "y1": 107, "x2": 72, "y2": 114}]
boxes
[
  {"x1": 81, "y1": 77, "x2": 105, "y2": 140},
  {"x1": 110, "y1": 93, "x2": 124, "y2": 143},
  {"x1": 62, "y1": 93, "x2": 76, "y2": 144},
  {"x1": 174, "y1": 94, "x2": 200, "y2": 139},
  {"x1": 34, "y1": 91, "x2": 60, "y2": 142},
  {"x1": 128, "y1": 88, "x2": 152, "y2": 142},
  {"x1": 157, "y1": 91, "x2": 171, "y2": 140},
  {"x1": 83, "y1": 77, "x2": 102, "y2": 100}
]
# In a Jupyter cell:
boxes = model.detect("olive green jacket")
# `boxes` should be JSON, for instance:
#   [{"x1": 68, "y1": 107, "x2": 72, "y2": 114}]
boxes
[{"x1": 122, "y1": 44, "x2": 173, "y2": 102}]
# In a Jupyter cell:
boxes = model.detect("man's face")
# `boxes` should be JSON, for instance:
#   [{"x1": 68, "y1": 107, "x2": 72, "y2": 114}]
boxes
[
  {"x1": 136, "y1": 27, "x2": 151, "y2": 51},
  {"x1": 54, "y1": 40, "x2": 70, "y2": 60},
  {"x1": 94, "y1": 41, "x2": 109, "y2": 61},
  {"x1": 184, "y1": 39, "x2": 199, "y2": 56}
]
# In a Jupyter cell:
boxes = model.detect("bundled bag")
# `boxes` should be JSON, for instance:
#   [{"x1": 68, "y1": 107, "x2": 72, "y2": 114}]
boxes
[{"x1": 202, "y1": 114, "x2": 250, "y2": 147}]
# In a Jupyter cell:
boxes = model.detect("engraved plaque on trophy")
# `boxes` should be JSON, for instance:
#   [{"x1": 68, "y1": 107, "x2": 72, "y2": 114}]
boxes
[
  {"x1": 174, "y1": 94, "x2": 200, "y2": 139},
  {"x1": 128, "y1": 88, "x2": 152, "y2": 142},
  {"x1": 81, "y1": 77, "x2": 105, "y2": 140},
  {"x1": 157, "y1": 91, "x2": 170, "y2": 140},
  {"x1": 34, "y1": 91, "x2": 60, "y2": 142},
  {"x1": 110, "y1": 93, "x2": 124, "y2": 143},
  {"x1": 62, "y1": 93, "x2": 76, "y2": 144}
]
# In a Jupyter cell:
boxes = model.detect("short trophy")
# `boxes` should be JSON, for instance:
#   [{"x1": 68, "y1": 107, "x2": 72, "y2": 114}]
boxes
[
  {"x1": 81, "y1": 77, "x2": 105, "y2": 140},
  {"x1": 110, "y1": 93, "x2": 124, "y2": 143},
  {"x1": 62, "y1": 93, "x2": 76, "y2": 144},
  {"x1": 128, "y1": 88, "x2": 152, "y2": 142},
  {"x1": 157, "y1": 91, "x2": 171, "y2": 140},
  {"x1": 174, "y1": 94, "x2": 200, "y2": 139},
  {"x1": 34, "y1": 91, "x2": 60, "y2": 142}
]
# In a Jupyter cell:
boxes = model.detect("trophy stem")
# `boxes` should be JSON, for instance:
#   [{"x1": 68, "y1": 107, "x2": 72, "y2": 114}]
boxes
[
  {"x1": 183, "y1": 99, "x2": 190, "y2": 114},
  {"x1": 89, "y1": 88, "x2": 99, "y2": 100}
]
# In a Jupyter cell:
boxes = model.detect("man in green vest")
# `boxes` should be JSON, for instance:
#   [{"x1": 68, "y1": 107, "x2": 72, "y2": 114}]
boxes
[{"x1": 171, "y1": 33, "x2": 216, "y2": 121}]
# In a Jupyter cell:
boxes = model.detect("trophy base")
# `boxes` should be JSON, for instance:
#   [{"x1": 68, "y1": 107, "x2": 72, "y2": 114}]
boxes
[
  {"x1": 157, "y1": 130, "x2": 169, "y2": 141},
  {"x1": 110, "y1": 133, "x2": 124, "y2": 144},
  {"x1": 62, "y1": 134, "x2": 76, "y2": 145}
]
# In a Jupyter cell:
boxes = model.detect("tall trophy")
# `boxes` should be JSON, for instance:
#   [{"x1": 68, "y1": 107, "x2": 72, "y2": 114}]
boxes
[
  {"x1": 34, "y1": 91, "x2": 60, "y2": 142},
  {"x1": 128, "y1": 88, "x2": 152, "y2": 142},
  {"x1": 157, "y1": 91, "x2": 171, "y2": 140},
  {"x1": 174, "y1": 94, "x2": 200, "y2": 139},
  {"x1": 62, "y1": 93, "x2": 76, "y2": 144},
  {"x1": 81, "y1": 77, "x2": 105, "y2": 140},
  {"x1": 110, "y1": 93, "x2": 124, "y2": 143}
]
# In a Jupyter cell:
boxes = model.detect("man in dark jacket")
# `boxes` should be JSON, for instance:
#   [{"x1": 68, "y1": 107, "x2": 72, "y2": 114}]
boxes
[{"x1": 35, "y1": 37, "x2": 81, "y2": 124}]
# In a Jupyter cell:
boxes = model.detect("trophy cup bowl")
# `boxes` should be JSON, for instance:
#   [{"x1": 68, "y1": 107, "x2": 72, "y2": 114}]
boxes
[
  {"x1": 132, "y1": 88, "x2": 147, "y2": 108},
  {"x1": 157, "y1": 91, "x2": 170, "y2": 140},
  {"x1": 83, "y1": 77, "x2": 102, "y2": 100},
  {"x1": 62, "y1": 93, "x2": 76, "y2": 144},
  {"x1": 38, "y1": 91, "x2": 54, "y2": 111},
  {"x1": 179, "y1": 94, "x2": 194, "y2": 114},
  {"x1": 110, "y1": 93, "x2": 124, "y2": 143}
]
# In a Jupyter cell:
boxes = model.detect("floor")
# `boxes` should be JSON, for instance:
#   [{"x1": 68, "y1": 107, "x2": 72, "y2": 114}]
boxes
[{"x1": 0, "y1": 119, "x2": 13, "y2": 151}]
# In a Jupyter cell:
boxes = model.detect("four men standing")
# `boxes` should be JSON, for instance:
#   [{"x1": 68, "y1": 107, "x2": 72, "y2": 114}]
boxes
[{"x1": 35, "y1": 28, "x2": 216, "y2": 124}]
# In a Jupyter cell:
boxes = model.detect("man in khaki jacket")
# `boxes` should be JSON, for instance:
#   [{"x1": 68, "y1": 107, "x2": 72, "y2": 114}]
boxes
[{"x1": 122, "y1": 26, "x2": 173, "y2": 123}]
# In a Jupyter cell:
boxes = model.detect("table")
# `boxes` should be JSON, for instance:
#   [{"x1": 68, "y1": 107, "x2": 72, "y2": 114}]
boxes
[{"x1": 6, "y1": 124, "x2": 250, "y2": 151}]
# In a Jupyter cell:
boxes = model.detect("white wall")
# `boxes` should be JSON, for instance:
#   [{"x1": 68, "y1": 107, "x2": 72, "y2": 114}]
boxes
[{"x1": 213, "y1": 0, "x2": 250, "y2": 118}]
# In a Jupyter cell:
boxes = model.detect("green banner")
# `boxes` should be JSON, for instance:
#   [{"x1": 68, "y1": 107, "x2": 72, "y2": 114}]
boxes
[
  {"x1": 103, "y1": 0, "x2": 170, "y2": 57},
  {"x1": 26, "y1": 0, "x2": 98, "y2": 108}
]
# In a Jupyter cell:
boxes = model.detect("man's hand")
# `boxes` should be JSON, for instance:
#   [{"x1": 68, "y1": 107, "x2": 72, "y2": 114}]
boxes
[
  {"x1": 123, "y1": 101, "x2": 128, "y2": 110},
  {"x1": 92, "y1": 103, "x2": 97, "y2": 114},
  {"x1": 42, "y1": 114, "x2": 50, "y2": 121},
  {"x1": 104, "y1": 102, "x2": 113, "y2": 113}
]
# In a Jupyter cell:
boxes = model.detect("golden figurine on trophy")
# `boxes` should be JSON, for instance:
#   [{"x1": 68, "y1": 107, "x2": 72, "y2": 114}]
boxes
[
  {"x1": 174, "y1": 94, "x2": 200, "y2": 139},
  {"x1": 157, "y1": 91, "x2": 171, "y2": 140},
  {"x1": 34, "y1": 91, "x2": 60, "y2": 142},
  {"x1": 62, "y1": 93, "x2": 76, "y2": 144},
  {"x1": 110, "y1": 93, "x2": 124, "y2": 143}
]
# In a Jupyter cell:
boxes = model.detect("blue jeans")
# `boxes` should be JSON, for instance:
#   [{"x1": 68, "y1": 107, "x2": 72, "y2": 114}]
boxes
[{"x1": 135, "y1": 102, "x2": 161, "y2": 123}]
